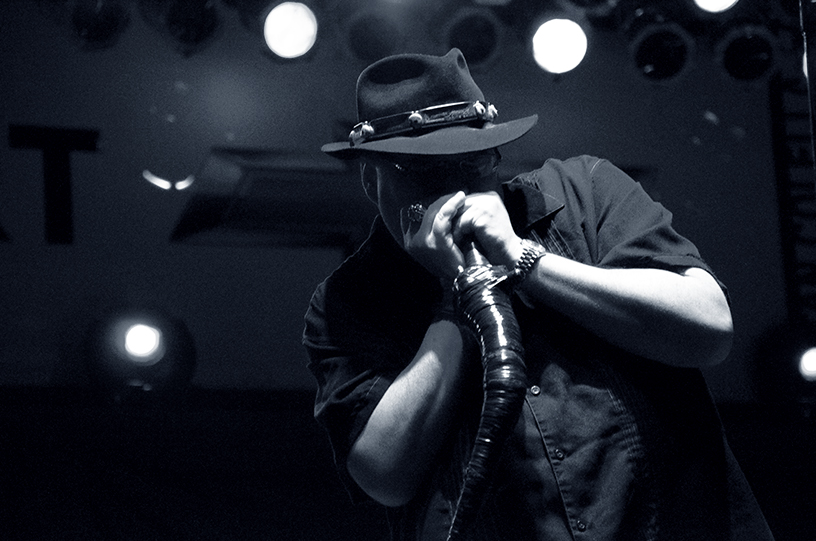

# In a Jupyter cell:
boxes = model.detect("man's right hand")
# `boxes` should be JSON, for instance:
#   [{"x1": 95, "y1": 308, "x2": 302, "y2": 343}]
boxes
[{"x1": 400, "y1": 191, "x2": 468, "y2": 284}]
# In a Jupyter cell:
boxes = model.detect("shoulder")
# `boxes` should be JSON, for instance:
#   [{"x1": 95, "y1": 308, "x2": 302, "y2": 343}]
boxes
[{"x1": 523, "y1": 155, "x2": 634, "y2": 188}]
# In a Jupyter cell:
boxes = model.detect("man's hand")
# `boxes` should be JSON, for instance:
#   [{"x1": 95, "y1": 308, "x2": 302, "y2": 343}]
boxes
[
  {"x1": 400, "y1": 191, "x2": 468, "y2": 283},
  {"x1": 452, "y1": 191, "x2": 523, "y2": 270}
]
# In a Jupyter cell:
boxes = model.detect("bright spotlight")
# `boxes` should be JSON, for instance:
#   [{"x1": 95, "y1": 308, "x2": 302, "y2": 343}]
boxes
[
  {"x1": 125, "y1": 324, "x2": 162, "y2": 359},
  {"x1": 86, "y1": 308, "x2": 196, "y2": 403},
  {"x1": 532, "y1": 18, "x2": 588, "y2": 74},
  {"x1": 693, "y1": 0, "x2": 740, "y2": 14},
  {"x1": 263, "y1": 2, "x2": 318, "y2": 59},
  {"x1": 800, "y1": 348, "x2": 816, "y2": 382}
]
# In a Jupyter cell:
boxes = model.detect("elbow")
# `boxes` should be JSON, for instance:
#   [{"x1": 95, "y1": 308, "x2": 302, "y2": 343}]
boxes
[
  {"x1": 698, "y1": 321, "x2": 734, "y2": 367},
  {"x1": 680, "y1": 267, "x2": 734, "y2": 367},
  {"x1": 673, "y1": 312, "x2": 734, "y2": 369},
  {"x1": 699, "y1": 297, "x2": 734, "y2": 367},
  {"x1": 708, "y1": 312, "x2": 734, "y2": 366},
  {"x1": 347, "y1": 442, "x2": 419, "y2": 508},
  {"x1": 652, "y1": 308, "x2": 733, "y2": 368}
]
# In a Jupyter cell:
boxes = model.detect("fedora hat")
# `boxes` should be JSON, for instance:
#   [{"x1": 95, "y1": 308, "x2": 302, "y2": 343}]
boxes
[{"x1": 321, "y1": 48, "x2": 538, "y2": 158}]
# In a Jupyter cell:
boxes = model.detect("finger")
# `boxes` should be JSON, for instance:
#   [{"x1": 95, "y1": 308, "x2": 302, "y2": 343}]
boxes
[{"x1": 435, "y1": 191, "x2": 466, "y2": 220}]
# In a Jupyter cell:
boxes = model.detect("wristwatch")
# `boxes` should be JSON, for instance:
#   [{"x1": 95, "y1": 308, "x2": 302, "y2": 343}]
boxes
[{"x1": 510, "y1": 239, "x2": 546, "y2": 287}]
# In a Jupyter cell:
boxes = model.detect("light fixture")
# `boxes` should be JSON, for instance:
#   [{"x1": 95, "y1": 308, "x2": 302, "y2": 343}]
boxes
[
  {"x1": 85, "y1": 307, "x2": 196, "y2": 404},
  {"x1": 138, "y1": 0, "x2": 220, "y2": 56},
  {"x1": 143, "y1": 170, "x2": 195, "y2": 190},
  {"x1": 632, "y1": 23, "x2": 692, "y2": 81},
  {"x1": 170, "y1": 148, "x2": 375, "y2": 253},
  {"x1": 71, "y1": 0, "x2": 131, "y2": 50},
  {"x1": 562, "y1": 0, "x2": 619, "y2": 20},
  {"x1": 444, "y1": 7, "x2": 503, "y2": 69},
  {"x1": 693, "y1": 0, "x2": 741, "y2": 14},
  {"x1": 531, "y1": 17, "x2": 588, "y2": 74},
  {"x1": 341, "y1": 5, "x2": 405, "y2": 63},
  {"x1": 755, "y1": 323, "x2": 816, "y2": 416},
  {"x1": 262, "y1": 1, "x2": 318, "y2": 59},
  {"x1": 625, "y1": 7, "x2": 693, "y2": 82},
  {"x1": 717, "y1": 24, "x2": 775, "y2": 81},
  {"x1": 800, "y1": 347, "x2": 816, "y2": 382}
]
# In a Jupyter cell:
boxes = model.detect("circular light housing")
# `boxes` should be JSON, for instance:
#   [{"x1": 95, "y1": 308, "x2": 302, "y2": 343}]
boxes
[
  {"x1": 86, "y1": 308, "x2": 196, "y2": 403},
  {"x1": 263, "y1": 2, "x2": 318, "y2": 59},
  {"x1": 532, "y1": 18, "x2": 588, "y2": 74}
]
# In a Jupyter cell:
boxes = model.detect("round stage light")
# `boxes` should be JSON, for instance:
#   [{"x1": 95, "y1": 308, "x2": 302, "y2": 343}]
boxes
[
  {"x1": 345, "y1": 9, "x2": 403, "y2": 63},
  {"x1": 71, "y1": 0, "x2": 130, "y2": 50},
  {"x1": 693, "y1": 0, "x2": 740, "y2": 14},
  {"x1": 631, "y1": 22, "x2": 692, "y2": 81},
  {"x1": 86, "y1": 308, "x2": 196, "y2": 403},
  {"x1": 800, "y1": 348, "x2": 816, "y2": 382},
  {"x1": 532, "y1": 18, "x2": 588, "y2": 74},
  {"x1": 719, "y1": 26, "x2": 775, "y2": 81},
  {"x1": 445, "y1": 8, "x2": 502, "y2": 69},
  {"x1": 263, "y1": 2, "x2": 318, "y2": 59},
  {"x1": 124, "y1": 324, "x2": 163, "y2": 359},
  {"x1": 755, "y1": 324, "x2": 816, "y2": 415}
]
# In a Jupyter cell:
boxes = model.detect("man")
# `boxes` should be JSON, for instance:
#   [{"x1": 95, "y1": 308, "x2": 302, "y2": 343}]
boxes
[{"x1": 304, "y1": 49, "x2": 773, "y2": 540}]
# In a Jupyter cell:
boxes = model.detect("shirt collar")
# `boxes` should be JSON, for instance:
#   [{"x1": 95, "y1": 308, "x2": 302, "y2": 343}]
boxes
[{"x1": 501, "y1": 177, "x2": 565, "y2": 235}]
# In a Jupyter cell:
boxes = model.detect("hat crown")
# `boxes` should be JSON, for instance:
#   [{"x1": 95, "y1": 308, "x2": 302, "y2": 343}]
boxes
[{"x1": 356, "y1": 48, "x2": 485, "y2": 122}]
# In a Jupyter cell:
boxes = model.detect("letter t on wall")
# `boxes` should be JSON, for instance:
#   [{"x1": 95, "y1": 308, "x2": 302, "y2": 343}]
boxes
[{"x1": 8, "y1": 125, "x2": 99, "y2": 244}]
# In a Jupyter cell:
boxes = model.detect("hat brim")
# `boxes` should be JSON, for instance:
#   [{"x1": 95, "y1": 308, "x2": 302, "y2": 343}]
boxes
[{"x1": 321, "y1": 114, "x2": 538, "y2": 158}]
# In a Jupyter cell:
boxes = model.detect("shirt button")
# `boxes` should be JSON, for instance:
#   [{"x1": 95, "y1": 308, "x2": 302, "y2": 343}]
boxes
[
  {"x1": 576, "y1": 520, "x2": 587, "y2": 532},
  {"x1": 553, "y1": 448, "x2": 565, "y2": 460},
  {"x1": 530, "y1": 385, "x2": 541, "y2": 396}
]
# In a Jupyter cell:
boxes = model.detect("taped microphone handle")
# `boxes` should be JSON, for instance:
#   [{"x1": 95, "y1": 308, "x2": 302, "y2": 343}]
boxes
[{"x1": 462, "y1": 238, "x2": 489, "y2": 267}]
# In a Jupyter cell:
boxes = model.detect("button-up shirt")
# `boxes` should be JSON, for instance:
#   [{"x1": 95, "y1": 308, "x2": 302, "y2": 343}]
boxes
[{"x1": 304, "y1": 156, "x2": 774, "y2": 540}]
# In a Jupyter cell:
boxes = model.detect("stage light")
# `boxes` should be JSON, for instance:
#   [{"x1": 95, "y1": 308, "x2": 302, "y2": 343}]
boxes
[
  {"x1": 139, "y1": 0, "x2": 220, "y2": 56},
  {"x1": 532, "y1": 18, "x2": 588, "y2": 74},
  {"x1": 71, "y1": 0, "x2": 131, "y2": 50},
  {"x1": 125, "y1": 324, "x2": 163, "y2": 359},
  {"x1": 755, "y1": 324, "x2": 816, "y2": 415},
  {"x1": 623, "y1": 6, "x2": 693, "y2": 82},
  {"x1": 693, "y1": 0, "x2": 740, "y2": 14},
  {"x1": 800, "y1": 348, "x2": 816, "y2": 382},
  {"x1": 143, "y1": 170, "x2": 195, "y2": 190},
  {"x1": 563, "y1": 0, "x2": 618, "y2": 19},
  {"x1": 631, "y1": 22, "x2": 692, "y2": 81},
  {"x1": 166, "y1": 0, "x2": 219, "y2": 50},
  {"x1": 445, "y1": 7, "x2": 503, "y2": 69},
  {"x1": 718, "y1": 25, "x2": 775, "y2": 81},
  {"x1": 86, "y1": 308, "x2": 196, "y2": 404},
  {"x1": 263, "y1": 1, "x2": 318, "y2": 59},
  {"x1": 343, "y1": 7, "x2": 403, "y2": 63}
]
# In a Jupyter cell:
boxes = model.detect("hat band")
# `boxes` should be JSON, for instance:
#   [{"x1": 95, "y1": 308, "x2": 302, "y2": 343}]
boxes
[{"x1": 349, "y1": 101, "x2": 498, "y2": 147}]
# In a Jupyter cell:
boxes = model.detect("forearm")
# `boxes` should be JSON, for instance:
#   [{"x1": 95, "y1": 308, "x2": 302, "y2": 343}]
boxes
[
  {"x1": 517, "y1": 253, "x2": 733, "y2": 368},
  {"x1": 347, "y1": 318, "x2": 470, "y2": 507}
]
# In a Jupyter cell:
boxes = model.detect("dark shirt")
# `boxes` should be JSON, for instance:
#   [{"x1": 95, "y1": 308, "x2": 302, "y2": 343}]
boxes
[{"x1": 303, "y1": 156, "x2": 773, "y2": 540}]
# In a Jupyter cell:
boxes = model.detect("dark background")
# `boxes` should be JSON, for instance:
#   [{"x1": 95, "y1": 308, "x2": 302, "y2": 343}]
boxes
[{"x1": 1, "y1": 0, "x2": 814, "y2": 539}]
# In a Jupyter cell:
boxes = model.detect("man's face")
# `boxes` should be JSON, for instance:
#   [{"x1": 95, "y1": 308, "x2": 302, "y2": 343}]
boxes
[{"x1": 368, "y1": 149, "x2": 501, "y2": 247}]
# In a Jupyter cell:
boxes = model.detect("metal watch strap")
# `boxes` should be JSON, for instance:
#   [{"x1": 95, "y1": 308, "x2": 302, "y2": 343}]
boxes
[{"x1": 510, "y1": 239, "x2": 546, "y2": 287}]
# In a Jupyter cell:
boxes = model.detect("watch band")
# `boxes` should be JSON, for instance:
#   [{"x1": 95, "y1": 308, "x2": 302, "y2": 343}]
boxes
[{"x1": 510, "y1": 239, "x2": 546, "y2": 287}]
